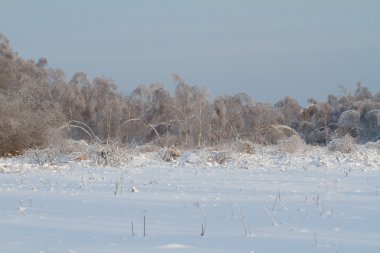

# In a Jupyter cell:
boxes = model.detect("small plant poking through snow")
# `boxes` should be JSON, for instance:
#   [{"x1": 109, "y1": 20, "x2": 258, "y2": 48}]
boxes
[
  {"x1": 240, "y1": 208, "x2": 253, "y2": 237},
  {"x1": 1, "y1": 140, "x2": 380, "y2": 252},
  {"x1": 194, "y1": 201, "x2": 207, "y2": 237}
]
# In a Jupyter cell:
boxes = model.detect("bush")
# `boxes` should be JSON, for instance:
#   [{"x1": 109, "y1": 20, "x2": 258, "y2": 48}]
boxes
[
  {"x1": 361, "y1": 110, "x2": 380, "y2": 142},
  {"x1": 236, "y1": 140, "x2": 255, "y2": 154},
  {"x1": 209, "y1": 151, "x2": 229, "y2": 164},
  {"x1": 298, "y1": 121, "x2": 314, "y2": 143},
  {"x1": 161, "y1": 147, "x2": 181, "y2": 162},
  {"x1": 253, "y1": 124, "x2": 296, "y2": 145},
  {"x1": 337, "y1": 110, "x2": 360, "y2": 137},
  {"x1": 364, "y1": 140, "x2": 380, "y2": 150},
  {"x1": 327, "y1": 135, "x2": 356, "y2": 153},
  {"x1": 278, "y1": 135, "x2": 305, "y2": 153}
]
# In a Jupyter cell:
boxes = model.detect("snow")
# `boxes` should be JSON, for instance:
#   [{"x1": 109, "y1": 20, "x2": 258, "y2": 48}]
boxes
[{"x1": 0, "y1": 145, "x2": 380, "y2": 252}]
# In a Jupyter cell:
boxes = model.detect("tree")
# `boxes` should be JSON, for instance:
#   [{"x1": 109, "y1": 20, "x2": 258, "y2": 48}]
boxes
[
  {"x1": 171, "y1": 74, "x2": 209, "y2": 146},
  {"x1": 275, "y1": 96, "x2": 301, "y2": 128}
]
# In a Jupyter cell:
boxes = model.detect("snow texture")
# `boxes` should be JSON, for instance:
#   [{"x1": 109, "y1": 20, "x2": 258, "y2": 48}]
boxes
[{"x1": 0, "y1": 144, "x2": 380, "y2": 253}]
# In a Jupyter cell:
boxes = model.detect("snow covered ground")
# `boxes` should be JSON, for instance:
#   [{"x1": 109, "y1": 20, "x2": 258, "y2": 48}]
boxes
[{"x1": 0, "y1": 145, "x2": 379, "y2": 253}]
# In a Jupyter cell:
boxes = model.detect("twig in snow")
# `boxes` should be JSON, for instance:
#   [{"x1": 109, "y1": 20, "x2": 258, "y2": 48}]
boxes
[
  {"x1": 17, "y1": 200, "x2": 27, "y2": 216},
  {"x1": 315, "y1": 190, "x2": 320, "y2": 206},
  {"x1": 195, "y1": 201, "x2": 207, "y2": 237},
  {"x1": 228, "y1": 198, "x2": 235, "y2": 217},
  {"x1": 240, "y1": 208, "x2": 253, "y2": 237},
  {"x1": 272, "y1": 187, "x2": 283, "y2": 212},
  {"x1": 114, "y1": 182, "x2": 119, "y2": 195},
  {"x1": 144, "y1": 216, "x2": 146, "y2": 237},
  {"x1": 201, "y1": 224, "x2": 205, "y2": 237},
  {"x1": 271, "y1": 193, "x2": 279, "y2": 212},
  {"x1": 114, "y1": 174, "x2": 124, "y2": 195},
  {"x1": 119, "y1": 174, "x2": 124, "y2": 195},
  {"x1": 263, "y1": 205, "x2": 278, "y2": 226}
]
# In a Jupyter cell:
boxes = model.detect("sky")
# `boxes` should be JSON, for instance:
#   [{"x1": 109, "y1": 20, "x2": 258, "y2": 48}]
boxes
[{"x1": 1, "y1": 0, "x2": 379, "y2": 104}]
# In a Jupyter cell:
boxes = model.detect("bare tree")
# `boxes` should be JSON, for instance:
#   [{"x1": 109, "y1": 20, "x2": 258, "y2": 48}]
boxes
[
  {"x1": 275, "y1": 96, "x2": 301, "y2": 127},
  {"x1": 2, "y1": 33, "x2": 380, "y2": 155}
]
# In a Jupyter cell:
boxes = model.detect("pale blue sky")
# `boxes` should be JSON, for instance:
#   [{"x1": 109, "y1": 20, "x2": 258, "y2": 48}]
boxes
[{"x1": 1, "y1": 0, "x2": 379, "y2": 103}]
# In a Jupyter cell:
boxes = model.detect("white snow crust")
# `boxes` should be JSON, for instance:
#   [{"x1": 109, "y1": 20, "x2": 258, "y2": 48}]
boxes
[{"x1": 0, "y1": 144, "x2": 379, "y2": 252}]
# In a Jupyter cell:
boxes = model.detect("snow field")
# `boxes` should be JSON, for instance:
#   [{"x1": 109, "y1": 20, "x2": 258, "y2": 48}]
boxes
[{"x1": 0, "y1": 145, "x2": 379, "y2": 252}]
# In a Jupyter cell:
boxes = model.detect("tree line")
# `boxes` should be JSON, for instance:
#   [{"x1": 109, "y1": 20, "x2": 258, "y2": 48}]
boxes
[{"x1": 1, "y1": 33, "x2": 379, "y2": 156}]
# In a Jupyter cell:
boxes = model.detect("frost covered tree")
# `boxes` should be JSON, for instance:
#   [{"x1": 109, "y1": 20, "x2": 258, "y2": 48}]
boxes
[
  {"x1": 338, "y1": 110, "x2": 360, "y2": 138},
  {"x1": 1, "y1": 32, "x2": 380, "y2": 156},
  {"x1": 275, "y1": 96, "x2": 301, "y2": 128}
]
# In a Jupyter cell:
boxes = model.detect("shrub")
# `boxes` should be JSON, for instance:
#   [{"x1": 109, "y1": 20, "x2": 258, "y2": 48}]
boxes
[
  {"x1": 236, "y1": 140, "x2": 255, "y2": 154},
  {"x1": 298, "y1": 121, "x2": 314, "y2": 143},
  {"x1": 327, "y1": 135, "x2": 356, "y2": 153},
  {"x1": 338, "y1": 110, "x2": 360, "y2": 137},
  {"x1": 278, "y1": 134, "x2": 305, "y2": 153},
  {"x1": 253, "y1": 124, "x2": 297, "y2": 145},
  {"x1": 162, "y1": 147, "x2": 181, "y2": 162},
  {"x1": 356, "y1": 109, "x2": 380, "y2": 143},
  {"x1": 364, "y1": 140, "x2": 380, "y2": 150},
  {"x1": 209, "y1": 151, "x2": 229, "y2": 164}
]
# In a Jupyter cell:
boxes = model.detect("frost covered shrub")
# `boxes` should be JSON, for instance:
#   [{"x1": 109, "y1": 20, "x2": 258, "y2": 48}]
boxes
[
  {"x1": 57, "y1": 139, "x2": 90, "y2": 156},
  {"x1": 338, "y1": 110, "x2": 360, "y2": 137},
  {"x1": 357, "y1": 100, "x2": 380, "y2": 118},
  {"x1": 366, "y1": 110, "x2": 380, "y2": 129},
  {"x1": 236, "y1": 140, "x2": 255, "y2": 154},
  {"x1": 97, "y1": 144, "x2": 132, "y2": 166},
  {"x1": 137, "y1": 143, "x2": 161, "y2": 153},
  {"x1": 253, "y1": 125, "x2": 285, "y2": 145},
  {"x1": 360, "y1": 110, "x2": 380, "y2": 142},
  {"x1": 161, "y1": 147, "x2": 181, "y2": 162},
  {"x1": 278, "y1": 135, "x2": 305, "y2": 153},
  {"x1": 310, "y1": 128, "x2": 331, "y2": 144},
  {"x1": 298, "y1": 121, "x2": 314, "y2": 143},
  {"x1": 327, "y1": 135, "x2": 356, "y2": 153},
  {"x1": 364, "y1": 140, "x2": 380, "y2": 150},
  {"x1": 209, "y1": 151, "x2": 229, "y2": 164}
]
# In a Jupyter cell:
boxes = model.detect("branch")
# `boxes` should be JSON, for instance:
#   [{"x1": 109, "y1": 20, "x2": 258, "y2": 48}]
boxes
[{"x1": 121, "y1": 118, "x2": 160, "y2": 139}]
